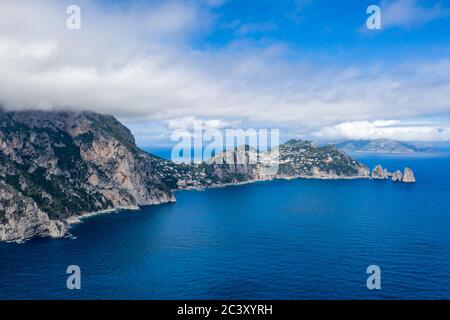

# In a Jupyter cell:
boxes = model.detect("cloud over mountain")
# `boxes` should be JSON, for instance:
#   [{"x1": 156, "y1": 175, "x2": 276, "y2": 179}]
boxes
[{"x1": 0, "y1": 0, "x2": 449, "y2": 143}]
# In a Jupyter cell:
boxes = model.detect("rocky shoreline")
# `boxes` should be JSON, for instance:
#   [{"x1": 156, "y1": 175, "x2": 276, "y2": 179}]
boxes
[
  {"x1": 1, "y1": 165, "x2": 416, "y2": 244},
  {"x1": 57, "y1": 166, "x2": 415, "y2": 244}
]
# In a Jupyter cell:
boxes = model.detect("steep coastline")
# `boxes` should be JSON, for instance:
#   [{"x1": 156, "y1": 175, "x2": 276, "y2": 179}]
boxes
[
  {"x1": 0, "y1": 110, "x2": 414, "y2": 242},
  {"x1": 0, "y1": 110, "x2": 175, "y2": 242}
]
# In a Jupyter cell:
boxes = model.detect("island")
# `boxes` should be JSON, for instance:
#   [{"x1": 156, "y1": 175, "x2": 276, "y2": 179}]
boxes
[{"x1": 0, "y1": 111, "x2": 415, "y2": 242}]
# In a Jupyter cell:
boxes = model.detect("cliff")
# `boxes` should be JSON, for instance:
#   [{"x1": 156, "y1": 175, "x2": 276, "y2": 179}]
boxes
[{"x1": 0, "y1": 111, "x2": 174, "y2": 242}]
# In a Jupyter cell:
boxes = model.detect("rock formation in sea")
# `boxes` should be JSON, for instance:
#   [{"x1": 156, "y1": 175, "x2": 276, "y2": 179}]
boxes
[
  {"x1": 391, "y1": 170, "x2": 403, "y2": 182},
  {"x1": 371, "y1": 165, "x2": 416, "y2": 184},
  {"x1": 371, "y1": 165, "x2": 389, "y2": 179},
  {"x1": 402, "y1": 167, "x2": 416, "y2": 183}
]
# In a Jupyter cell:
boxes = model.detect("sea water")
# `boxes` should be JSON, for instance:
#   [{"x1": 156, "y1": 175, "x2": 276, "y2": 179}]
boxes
[{"x1": 1, "y1": 153, "x2": 449, "y2": 299}]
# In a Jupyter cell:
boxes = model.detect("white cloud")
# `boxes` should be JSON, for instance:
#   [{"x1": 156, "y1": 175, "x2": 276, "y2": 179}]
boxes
[
  {"x1": 381, "y1": 0, "x2": 450, "y2": 29},
  {"x1": 167, "y1": 116, "x2": 232, "y2": 130},
  {"x1": 0, "y1": 0, "x2": 449, "y2": 143},
  {"x1": 313, "y1": 120, "x2": 450, "y2": 142}
]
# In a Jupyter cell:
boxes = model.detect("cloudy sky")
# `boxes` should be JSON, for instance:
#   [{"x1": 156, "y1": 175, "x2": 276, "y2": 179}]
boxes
[{"x1": 0, "y1": 0, "x2": 449, "y2": 145}]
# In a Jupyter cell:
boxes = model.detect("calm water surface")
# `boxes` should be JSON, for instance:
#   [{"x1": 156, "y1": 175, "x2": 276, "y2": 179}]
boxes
[{"x1": 1, "y1": 153, "x2": 450, "y2": 299}]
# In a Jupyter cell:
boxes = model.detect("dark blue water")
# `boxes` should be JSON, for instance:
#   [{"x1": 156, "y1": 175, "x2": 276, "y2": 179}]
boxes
[{"x1": 1, "y1": 153, "x2": 450, "y2": 299}]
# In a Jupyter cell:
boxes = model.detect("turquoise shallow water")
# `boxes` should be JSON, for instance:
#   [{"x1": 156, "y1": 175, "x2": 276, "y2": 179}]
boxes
[{"x1": 1, "y1": 153, "x2": 450, "y2": 299}]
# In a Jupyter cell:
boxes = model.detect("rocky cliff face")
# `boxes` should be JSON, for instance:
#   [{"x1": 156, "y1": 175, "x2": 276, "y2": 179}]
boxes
[
  {"x1": 0, "y1": 180, "x2": 66, "y2": 241},
  {"x1": 0, "y1": 111, "x2": 174, "y2": 242}
]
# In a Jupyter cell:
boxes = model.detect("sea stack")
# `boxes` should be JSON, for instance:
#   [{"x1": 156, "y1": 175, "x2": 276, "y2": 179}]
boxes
[
  {"x1": 402, "y1": 167, "x2": 416, "y2": 183},
  {"x1": 371, "y1": 165, "x2": 389, "y2": 179},
  {"x1": 391, "y1": 170, "x2": 403, "y2": 182}
]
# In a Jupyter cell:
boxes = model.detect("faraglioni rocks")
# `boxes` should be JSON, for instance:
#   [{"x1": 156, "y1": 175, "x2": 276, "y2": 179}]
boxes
[
  {"x1": 371, "y1": 165, "x2": 389, "y2": 179},
  {"x1": 371, "y1": 165, "x2": 415, "y2": 184},
  {"x1": 0, "y1": 110, "x2": 412, "y2": 242},
  {"x1": 402, "y1": 167, "x2": 416, "y2": 183},
  {"x1": 391, "y1": 170, "x2": 403, "y2": 182}
]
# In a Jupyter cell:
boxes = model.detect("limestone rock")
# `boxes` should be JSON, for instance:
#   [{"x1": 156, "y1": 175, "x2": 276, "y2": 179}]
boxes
[
  {"x1": 391, "y1": 170, "x2": 403, "y2": 182},
  {"x1": 371, "y1": 165, "x2": 388, "y2": 179},
  {"x1": 0, "y1": 110, "x2": 175, "y2": 241},
  {"x1": 0, "y1": 180, "x2": 67, "y2": 242},
  {"x1": 402, "y1": 167, "x2": 416, "y2": 183}
]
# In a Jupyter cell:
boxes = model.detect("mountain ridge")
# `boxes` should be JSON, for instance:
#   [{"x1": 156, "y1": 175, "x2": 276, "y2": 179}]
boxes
[{"x1": 335, "y1": 139, "x2": 433, "y2": 154}]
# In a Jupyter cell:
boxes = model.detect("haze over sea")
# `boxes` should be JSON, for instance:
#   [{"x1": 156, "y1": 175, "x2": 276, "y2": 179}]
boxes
[{"x1": 1, "y1": 151, "x2": 450, "y2": 299}]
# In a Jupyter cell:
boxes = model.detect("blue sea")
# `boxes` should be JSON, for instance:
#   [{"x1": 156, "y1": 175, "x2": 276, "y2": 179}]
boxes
[{"x1": 1, "y1": 152, "x2": 450, "y2": 299}]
